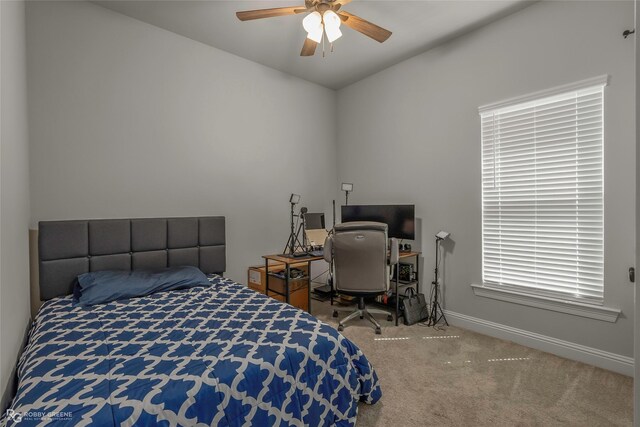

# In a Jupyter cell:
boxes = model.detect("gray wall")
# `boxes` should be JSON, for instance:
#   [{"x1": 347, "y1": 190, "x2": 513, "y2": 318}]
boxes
[
  {"x1": 0, "y1": 0, "x2": 31, "y2": 403},
  {"x1": 336, "y1": 1, "x2": 636, "y2": 357},
  {"x1": 26, "y1": 1, "x2": 338, "y2": 283},
  {"x1": 635, "y1": 0, "x2": 639, "y2": 418}
]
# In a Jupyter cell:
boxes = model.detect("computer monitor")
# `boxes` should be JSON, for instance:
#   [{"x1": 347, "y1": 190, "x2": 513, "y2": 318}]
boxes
[
  {"x1": 341, "y1": 205, "x2": 415, "y2": 240},
  {"x1": 304, "y1": 213, "x2": 325, "y2": 230}
]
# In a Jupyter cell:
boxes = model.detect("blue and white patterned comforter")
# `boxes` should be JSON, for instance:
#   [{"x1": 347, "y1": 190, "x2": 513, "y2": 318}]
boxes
[{"x1": 4, "y1": 276, "x2": 381, "y2": 426}]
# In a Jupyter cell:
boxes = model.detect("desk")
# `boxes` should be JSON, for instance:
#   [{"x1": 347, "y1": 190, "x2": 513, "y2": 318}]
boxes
[{"x1": 262, "y1": 254, "x2": 324, "y2": 313}]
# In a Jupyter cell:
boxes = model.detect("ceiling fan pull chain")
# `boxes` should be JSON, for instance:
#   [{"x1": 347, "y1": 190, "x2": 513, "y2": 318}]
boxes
[
  {"x1": 322, "y1": 34, "x2": 325, "y2": 58},
  {"x1": 331, "y1": 43, "x2": 334, "y2": 53}
]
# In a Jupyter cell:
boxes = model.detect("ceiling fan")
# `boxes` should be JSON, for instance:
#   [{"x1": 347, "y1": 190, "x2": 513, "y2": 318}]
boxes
[{"x1": 236, "y1": 0, "x2": 392, "y2": 57}]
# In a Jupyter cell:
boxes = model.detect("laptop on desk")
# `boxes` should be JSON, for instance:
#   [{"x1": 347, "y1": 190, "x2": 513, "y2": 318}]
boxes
[
  {"x1": 306, "y1": 229, "x2": 329, "y2": 249},
  {"x1": 304, "y1": 213, "x2": 328, "y2": 257}
]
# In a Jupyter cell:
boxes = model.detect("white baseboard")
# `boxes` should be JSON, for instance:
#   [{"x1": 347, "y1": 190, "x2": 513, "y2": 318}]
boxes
[{"x1": 443, "y1": 310, "x2": 633, "y2": 377}]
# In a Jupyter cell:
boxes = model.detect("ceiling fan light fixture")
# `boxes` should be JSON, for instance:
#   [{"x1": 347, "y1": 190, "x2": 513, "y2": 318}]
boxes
[
  {"x1": 322, "y1": 10, "x2": 342, "y2": 43},
  {"x1": 302, "y1": 11, "x2": 322, "y2": 33},
  {"x1": 307, "y1": 27, "x2": 324, "y2": 43},
  {"x1": 322, "y1": 10, "x2": 341, "y2": 29},
  {"x1": 324, "y1": 25, "x2": 342, "y2": 43}
]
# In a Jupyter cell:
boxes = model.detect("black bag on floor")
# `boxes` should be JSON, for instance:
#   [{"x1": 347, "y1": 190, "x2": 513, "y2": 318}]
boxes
[{"x1": 402, "y1": 288, "x2": 428, "y2": 326}]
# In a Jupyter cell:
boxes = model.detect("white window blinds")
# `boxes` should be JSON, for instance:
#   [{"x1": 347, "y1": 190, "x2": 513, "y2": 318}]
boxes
[{"x1": 480, "y1": 77, "x2": 606, "y2": 303}]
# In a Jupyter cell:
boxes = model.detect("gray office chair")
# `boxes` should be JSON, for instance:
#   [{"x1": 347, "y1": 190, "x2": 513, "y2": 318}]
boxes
[{"x1": 324, "y1": 221, "x2": 399, "y2": 334}]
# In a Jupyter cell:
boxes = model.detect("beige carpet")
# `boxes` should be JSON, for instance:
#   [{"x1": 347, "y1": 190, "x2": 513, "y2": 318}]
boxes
[{"x1": 311, "y1": 300, "x2": 633, "y2": 426}]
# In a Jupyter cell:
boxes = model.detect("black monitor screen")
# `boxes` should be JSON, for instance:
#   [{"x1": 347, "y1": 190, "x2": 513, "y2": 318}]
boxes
[{"x1": 341, "y1": 205, "x2": 415, "y2": 240}]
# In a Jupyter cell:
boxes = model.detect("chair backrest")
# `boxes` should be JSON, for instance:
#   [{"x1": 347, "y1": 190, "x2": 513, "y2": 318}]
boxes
[{"x1": 326, "y1": 221, "x2": 389, "y2": 294}]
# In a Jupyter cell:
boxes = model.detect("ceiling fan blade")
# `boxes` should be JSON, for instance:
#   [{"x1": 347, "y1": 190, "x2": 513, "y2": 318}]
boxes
[
  {"x1": 338, "y1": 11, "x2": 392, "y2": 43},
  {"x1": 236, "y1": 6, "x2": 306, "y2": 21},
  {"x1": 300, "y1": 37, "x2": 318, "y2": 56},
  {"x1": 336, "y1": 0, "x2": 352, "y2": 5}
]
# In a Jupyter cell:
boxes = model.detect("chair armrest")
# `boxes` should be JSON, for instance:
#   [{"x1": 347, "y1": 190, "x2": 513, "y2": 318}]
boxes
[
  {"x1": 389, "y1": 238, "x2": 399, "y2": 265},
  {"x1": 323, "y1": 235, "x2": 333, "y2": 263}
]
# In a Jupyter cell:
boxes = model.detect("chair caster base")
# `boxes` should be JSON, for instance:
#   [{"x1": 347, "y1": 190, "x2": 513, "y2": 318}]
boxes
[
  {"x1": 338, "y1": 325, "x2": 344, "y2": 332},
  {"x1": 387, "y1": 315, "x2": 393, "y2": 322},
  {"x1": 375, "y1": 327, "x2": 381, "y2": 335},
  {"x1": 332, "y1": 310, "x2": 338, "y2": 318}
]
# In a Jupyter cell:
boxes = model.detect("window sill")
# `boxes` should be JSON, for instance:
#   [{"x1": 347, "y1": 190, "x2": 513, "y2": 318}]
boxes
[{"x1": 470, "y1": 284, "x2": 621, "y2": 323}]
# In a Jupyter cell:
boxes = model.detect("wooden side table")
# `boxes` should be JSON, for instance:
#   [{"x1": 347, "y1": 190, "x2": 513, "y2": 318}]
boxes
[{"x1": 262, "y1": 254, "x2": 324, "y2": 313}]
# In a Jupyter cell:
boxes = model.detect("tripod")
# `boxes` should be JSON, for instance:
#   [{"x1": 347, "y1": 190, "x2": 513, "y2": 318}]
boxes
[
  {"x1": 427, "y1": 236, "x2": 448, "y2": 327},
  {"x1": 282, "y1": 205, "x2": 308, "y2": 256}
]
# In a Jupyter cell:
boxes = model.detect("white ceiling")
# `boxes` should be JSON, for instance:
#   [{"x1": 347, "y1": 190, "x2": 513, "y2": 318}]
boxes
[{"x1": 92, "y1": 0, "x2": 534, "y2": 89}]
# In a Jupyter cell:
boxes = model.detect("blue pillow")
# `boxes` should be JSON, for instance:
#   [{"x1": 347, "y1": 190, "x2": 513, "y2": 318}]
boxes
[{"x1": 74, "y1": 266, "x2": 209, "y2": 307}]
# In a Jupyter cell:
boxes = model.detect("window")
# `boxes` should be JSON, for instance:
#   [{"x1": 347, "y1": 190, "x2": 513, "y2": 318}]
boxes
[{"x1": 479, "y1": 76, "x2": 607, "y2": 304}]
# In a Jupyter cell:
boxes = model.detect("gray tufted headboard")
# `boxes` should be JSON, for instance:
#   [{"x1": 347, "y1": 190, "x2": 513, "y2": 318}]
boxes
[{"x1": 38, "y1": 216, "x2": 226, "y2": 300}]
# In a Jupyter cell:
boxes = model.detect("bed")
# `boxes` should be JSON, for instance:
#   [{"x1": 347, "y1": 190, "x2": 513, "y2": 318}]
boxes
[{"x1": 3, "y1": 217, "x2": 381, "y2": 426}]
